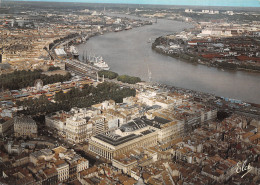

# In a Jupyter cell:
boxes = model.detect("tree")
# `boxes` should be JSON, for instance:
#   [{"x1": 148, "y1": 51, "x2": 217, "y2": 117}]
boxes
[
  {"x1": 117, "y1": 75, "x2": 141, "y2": 84},
  {"x1": 0, "y1": 69, "x2": 72, "y2": 90},
  {"x1": 217, "y1": 111, "x2": 231, "y2": 121},
  {"x1": 18, "y1": 82, "x2": 136, "y2": 116},
  {"x1": 98, "y1": 70, "x2": 118, "y2": 79},
  {"x1": 48, "y1": 66, "x2": 61, "y2": 71}
]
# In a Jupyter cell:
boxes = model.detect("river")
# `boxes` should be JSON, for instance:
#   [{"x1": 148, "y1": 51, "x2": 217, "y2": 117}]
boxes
[{"x1": 77, "y1": 14, "x2": 260, "y2": 104}]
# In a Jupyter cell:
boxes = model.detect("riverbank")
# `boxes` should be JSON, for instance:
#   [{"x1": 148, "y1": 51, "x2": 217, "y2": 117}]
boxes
[
  {"x1": 152, "y1": 82, "x2": 260, "y2": 119},
  {"x1": 152, "y1": 36, "x2": 260, "y2": 73}
]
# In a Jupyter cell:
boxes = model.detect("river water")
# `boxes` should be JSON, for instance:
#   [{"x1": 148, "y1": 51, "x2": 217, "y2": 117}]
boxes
[{"x1": 78, "y1": 15, "x2": 260, "y2": 104}]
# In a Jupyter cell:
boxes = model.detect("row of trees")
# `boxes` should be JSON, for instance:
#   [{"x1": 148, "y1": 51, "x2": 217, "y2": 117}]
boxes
[
  {"x1": 49, "y1": 33, "x2": 79, "y2": 50},
  {"x1": 98, "y1": 70, "x2": 118, "y2": 79},
  {"x1": 98, "y1": 70, "x2": 142, "y2": 84},
  {"x1": 0, "y1": 69, "x2": 71, "y2": 90},
  {"x1": 216, "y1": 62, "x2": 260, "y2": 72},
  {"x1": 48, "y1": 66, "x2": 61, "y2": 71},
  {"x1": 117, "y1": 75, "x2": 141, "y2": 84},
  {"x1": 17, "y1": 82, "x2": 136, "y2": 116}
]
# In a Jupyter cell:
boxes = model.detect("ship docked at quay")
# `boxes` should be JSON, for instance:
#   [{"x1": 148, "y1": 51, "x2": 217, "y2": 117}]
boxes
[
  {"x1": 70, "y1": 45, "x2": 79, "y2": 58},
  {"x1": 92, "y1": 56, "x2": 110, "y2": 71},
  {"x1": 65, "y1": 45, "x2": 110, "y2": 71},
  {"x1": 82, "y1": 51, "x2": 110, "y2": 71}
]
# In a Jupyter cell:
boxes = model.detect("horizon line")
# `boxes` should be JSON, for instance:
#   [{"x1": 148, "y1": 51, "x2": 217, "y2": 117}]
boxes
[{"x1": 9, "y1": 0, "x2": 260, "y2": 8}]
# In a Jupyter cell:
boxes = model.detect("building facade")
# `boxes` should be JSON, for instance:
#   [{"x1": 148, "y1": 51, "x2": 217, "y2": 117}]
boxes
[
  {"x1": 66, "y1": 116, "x2": 88, "y2": 143},
  {"x1": 89, "y1": 118, "x2": 158, "y2": 161},
  {"x1": 146, "y1": 117, "x2": 185, "y2": 143},
  {"x1": 14, "y1": 117, "x2": 37, "y2": 138}
]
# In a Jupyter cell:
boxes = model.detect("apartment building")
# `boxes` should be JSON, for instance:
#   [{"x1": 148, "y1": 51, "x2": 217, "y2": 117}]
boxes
[{"x1": 14, "y1": 117, "x2": 37, "y2": 138}]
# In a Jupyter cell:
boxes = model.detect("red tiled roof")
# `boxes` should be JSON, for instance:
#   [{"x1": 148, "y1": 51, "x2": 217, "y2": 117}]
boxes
[
  {"x1": 237, "y1": 55, "x2": 260, "y2": 62},
  {"x1": 201, "y1": 53, "x2": 223, "y2": 59}
]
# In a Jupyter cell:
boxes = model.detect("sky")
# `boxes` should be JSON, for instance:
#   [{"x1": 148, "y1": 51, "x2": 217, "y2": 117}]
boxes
[{"x1": 14, "y1": 0, "x2": 260, "y2": 7}]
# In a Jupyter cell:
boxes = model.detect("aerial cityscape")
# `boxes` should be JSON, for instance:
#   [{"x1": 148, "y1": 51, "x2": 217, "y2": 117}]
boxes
[{"x1": 0, "y1": 0, "x2": 259, "y2": 185}]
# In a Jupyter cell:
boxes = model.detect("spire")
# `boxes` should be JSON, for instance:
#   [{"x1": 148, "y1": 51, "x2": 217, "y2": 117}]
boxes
[
  {"x1": 148, "y1": 67, "x2": 152, "y2": 82},
  {"x1": 85, "y1": 50, "x2": 88, "y2": 63},
  {"x1": 144, "y1": 58, "x2": 152, "y2": 82}
]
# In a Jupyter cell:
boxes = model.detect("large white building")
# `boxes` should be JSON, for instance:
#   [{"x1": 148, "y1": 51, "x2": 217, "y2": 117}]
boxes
[
  {"x1": 46, "y1": 107, "x2": 101, "y2": 143},
  {"x1": 145, "y1": 117, "x2": 185, "y2": 143},
  {"x1": 45, "y1": 100, "x2": 121, "y2": 143},
  {"x1": 137, "y1": 91, "x2": 183, "y2": 109},
  {"x1": 14, "y1": 117, "x2": 37, "y2": 138},
  {"x1": 89, "y1": 118, "x2": 158, "y2": 161},
  {"x1": 88, "y1": 116, "x2": 186, "y2": 161},
  {"x1": 45, "y1": 111, "x2": 68, "y2": 135},
  {"x1": 66, "y1": 116, "x2": 89, "y2": 144},
  {"x1": 185, "y1": 9, "x2": 193, "y2": 13}
]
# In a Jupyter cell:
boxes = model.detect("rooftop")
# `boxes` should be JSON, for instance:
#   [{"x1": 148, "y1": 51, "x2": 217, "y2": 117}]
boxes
[
  {"x1": 14, "y1": 116, "x2": 36, "y2": 125},
  {"x1": 94, "y1": 133, "x2": 141, "y2": 147},
  {"x1": 119, "y1": 118, "x2": 149, "y2": 132}
]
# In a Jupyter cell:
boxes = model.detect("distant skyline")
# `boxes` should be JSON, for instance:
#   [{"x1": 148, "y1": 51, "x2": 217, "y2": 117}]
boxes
[{"x1": 14, "y1": 0, "x2": 260, "y2": 8}]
